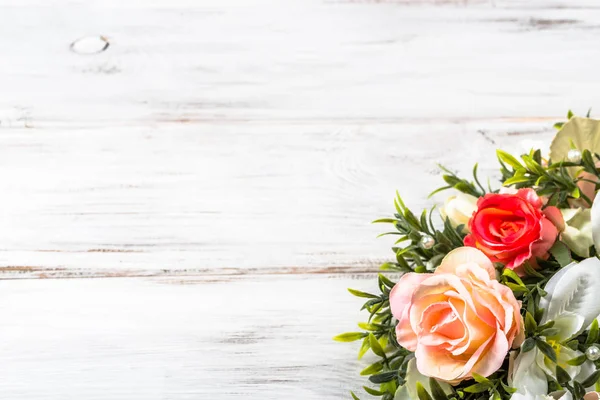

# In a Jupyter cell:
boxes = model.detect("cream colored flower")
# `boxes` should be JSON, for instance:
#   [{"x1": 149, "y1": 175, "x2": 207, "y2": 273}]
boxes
[
  {"x1": 509, "y1": 258, "x2": 600, "y2": 398},
  {"x1": 561, "y1": 208, "x2": 593, "y2": 257},
  {"x1": 550, "y1": 117, "x2": 600, "y2": 208},
  {"x1": 439, "y1": 193, "x2": 478, "y2": 232},
  {"x1": 550, "y1": 117, "x2": 600, "y2": 163}
]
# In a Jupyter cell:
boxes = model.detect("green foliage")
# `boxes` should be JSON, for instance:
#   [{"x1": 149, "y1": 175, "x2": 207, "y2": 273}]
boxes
[
  {"x1": 430, "y1": 164, "x2": 486, "y2": 198},
  {"x1": 498, "y1": 147, "x2": 600, "y2": 208},
  {"x1": 338, "y1": 121, "x2": 600, "y2": 398},
  {"x1": 374, "y1": 192, "x2": 465, "y2": 274}
]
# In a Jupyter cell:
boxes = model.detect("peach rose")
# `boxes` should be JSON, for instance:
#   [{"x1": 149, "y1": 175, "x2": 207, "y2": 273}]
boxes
[
  {"x1": 464, "y1": 188, "x2": 563, "y2": 276},
  {"x1": 389, "y1": 247, "x2": 524, "y2": 383}
]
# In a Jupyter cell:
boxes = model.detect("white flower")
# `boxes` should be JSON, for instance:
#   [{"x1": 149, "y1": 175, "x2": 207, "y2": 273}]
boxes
[
  {"x1": 561, "y1": 208, "x2": 593, "y2": 257},
  {"x1": 510, "y1": 393, "x2": 554, "y2": 400},
  {"x1": 393, "y1": 359, "x2": 452, "y2": 399},
  {"x1": 439, "y1": 192, "x2": 478, "y2": 232},
  {"x1": 510, "y1": 258, "x2": 600, "y2": 398}
]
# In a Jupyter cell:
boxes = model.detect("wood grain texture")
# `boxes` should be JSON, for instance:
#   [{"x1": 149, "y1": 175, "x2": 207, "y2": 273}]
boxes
[
  {"x1": 0, "y1": 274, "x2": 381, "y2": 399},
  {"x1": 0, "y1": 121, "x2": 554, "y2": 276},
  {"x1": 1, "y1": 0, "x2": 599, "y2": 275},
  {"x1": 1, "y1": 0, "x2": 599, "y2": 398}
]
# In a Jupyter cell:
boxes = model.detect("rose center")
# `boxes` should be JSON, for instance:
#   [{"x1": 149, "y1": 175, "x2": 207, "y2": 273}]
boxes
[
  {"x1": 499, "y1": 221, "x2": 522, "y2": 236},
  {"x1": 427, "y1": 307, "x2": 463, "y2": 340}
]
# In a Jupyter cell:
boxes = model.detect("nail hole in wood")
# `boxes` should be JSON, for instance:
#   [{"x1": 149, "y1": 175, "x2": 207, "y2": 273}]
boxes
[{"x1": 70, "y1": 35, "x2": 110, "y2": 55}]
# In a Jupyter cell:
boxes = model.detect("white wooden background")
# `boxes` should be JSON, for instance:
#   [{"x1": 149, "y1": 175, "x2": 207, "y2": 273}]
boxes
[{"x1": 1, "y1": 0, "x2": 600, "y2": 398}]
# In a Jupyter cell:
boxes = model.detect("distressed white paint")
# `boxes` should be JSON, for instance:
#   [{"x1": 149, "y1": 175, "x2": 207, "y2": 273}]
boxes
[
  {"x1": 0, "y1": 0, "x2": 597, "y2": 398},
  {"x1": 0, "y1": 120, "x2": 556, "y2": 276},
  {"x1": 0, "y1": 275, "x2": 382, "y2": 399},
  {"x1": 2, "y1": 0, "x2": 599, "y2": 274},
  {"x1": 0, "y1": 0, "x2": 598, "y2": 274}
]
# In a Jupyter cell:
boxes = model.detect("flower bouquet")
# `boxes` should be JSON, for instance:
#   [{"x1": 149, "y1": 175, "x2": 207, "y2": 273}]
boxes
[{"x1": 336, "y1": 113, "x2": 600, "y2": 400}]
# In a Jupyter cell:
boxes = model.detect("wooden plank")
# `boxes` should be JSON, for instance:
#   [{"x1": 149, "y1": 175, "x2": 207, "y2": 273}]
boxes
[
  {"x1": 0, "y1": 0, "x2": 599, "y2": 276},
  {"x1": 0, "y1": 121, "x2": 554, "y2": 277},
  {"x1": 0, "y1": 0, "x2": 599, "y2": 126},
  {"x1": 0, "y1": 273, "x2": 384, "y2": 399}
]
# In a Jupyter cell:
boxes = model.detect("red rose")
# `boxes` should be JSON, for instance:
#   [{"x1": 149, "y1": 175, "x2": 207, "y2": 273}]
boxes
[{"x1": 464, "y1": 188, "x2": 564, "y2": 275}]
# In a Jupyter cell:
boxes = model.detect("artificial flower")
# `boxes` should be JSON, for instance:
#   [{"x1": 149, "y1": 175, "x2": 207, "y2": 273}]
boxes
[
  {"x1": 550, "y1": 117, "x2": 600, "y2": 208},
  {"x1": 393, "y1": 359, "x2": 452, "y2": 399},
  {"x1": 439, "y1": 192, "x2": 478, "y2": 233},
  {"x1": 509, "y1": 257, "x2": 600, "y2": 398},
  {"x1": 464, "y1": 188, "x2": 563, "y2": 275},
  {"x1": 550, "y1": 117, "x2": 600, "y2": 165},
  {"x1": 560, "y1": 208, "x2": 593, "y2": 257},
  {"x1": 389, "y1": 247, "x2": 523, "y2": 383}
]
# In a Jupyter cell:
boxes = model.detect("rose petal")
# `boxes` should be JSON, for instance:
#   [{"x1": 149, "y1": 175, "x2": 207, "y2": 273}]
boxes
[{"x1": 436, "y1": 247, "x2": 496, "y2": 280}]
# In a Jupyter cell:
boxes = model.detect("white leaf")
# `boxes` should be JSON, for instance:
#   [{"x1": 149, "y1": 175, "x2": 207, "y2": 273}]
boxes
[
  {"x1": 561, "y1": 208, "x2": 593, "y2": 257},
  {"x1": 509, "y1": 348, "x2": 548, "y2": 396},
  {"x1": 549, "y1": 313, "x2": 584, "y2": 342},
  {"x1": 540, "y1": 257, "x2": 600, "y2": 335},
  {"x1": 549, "y1": 117, "x2": 600, "y2": 163},
  {"x1": 394, "y1": 385, "x2": 411, "y2": 400}
]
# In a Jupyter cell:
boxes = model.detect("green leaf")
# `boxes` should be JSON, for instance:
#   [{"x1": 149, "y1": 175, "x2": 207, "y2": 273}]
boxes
[
  {"x1": 536, "y1": 340, "x2": 557, "y2": 363},
  {"x1": 566, "y1": 339, "x2": 580, "y2": 351},
  {"x1": 580, "y1": 369, "x2": 600, "y2": 388},
  {"x1": 568, "y1": 109, "x2": 574, "y2": 119},
  {"x1": 549, "y1": 241, "x2": 572, "y2": 267},
  {"x1": 350, "y1": 391, "x2": 360, "y2": 400},
  {"x1": 501, "y1": 382, "x2": 517, "y2": 394},
  {"x1": 574, "y1": 381, "x2": 586, "y2": 400},
  {"x1": 567, "y1": 354, "x2": 588, "y2": 366},
  {"x1": 522, "y1": 337, "x2": 536, "y2": 353},
  {"x1": 537, "y1": 320, "x2": 555, "y2": 332},
  {"x1": 524, "y1": 262, "x2": 544, "y2": 278},
  {"x1": 372, "y1": 218, "x2": 398, "y2": 224},
  {"x1": 503, "y1": 268, "x2": 525, "y2": 287},
  {"x1": 429, "y1": 378, "x2": 449, "y2": 400},
  {"x1": 539, "y1": 328, "x2": 560, "y2": 337},
  {"x1": 358, "y1": 337, "x2": 370, "y2": 359},
  {"x1": 587, "y1": 319, "x2": 599, "y2": 345},
  {"x1": 472, "y1": 373, "x2": 490, "y2": 384},
  {"x1": 556, "y1": 365, "x2": 571, "y2": 384},
  {"x1": 497, "y1": 149, "x2": 523, "y2": 170},
  {"x1": 360, "y1": 361, "x2": 383, "y2": 376},
  {"x1": 463, "y1": 382, "x2": 491, "y2": 393},
  {"x1": 369, "y1": 371, "x2": 397, "y2": 384},
  {"x1": 416, "y1": 382, "x2": 433, "y2": 400},
  {"x1": 334, "y1": 332, "x2": 366, "y2": 342},
  {"x1": 378, "y1": 274, "x2": 396, "y2": 289},
  {"x1": 525, "y1": 312, "x2": 538, "y2": 335},
  {"x1": 571, "y1": 186, "x2": 581, "y2": 199},
  {"x1": 369, "y1": 333, "x2": 386, "y2": 358},
  {"x1": 521, "y1": 155, "x2": 546, "y2": 175},
  {"x1": 358, "y1": 322, "x2": 378, "y2": 331},
  {"x1": 348, "y1": 288, "x2": 379, "y2": 299},
  {"x1": 534, "y1": 308, "x2": 545, "y2": 324},
  {"x1": 363, "y1": 386, "x2": 385, "y2": 396},
  {"x1": 506, "y1": 283, "x2": 528, "y2": 294},
  {"x1": 503, "y1": 175, "x2": 532, "y2": 186}
]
